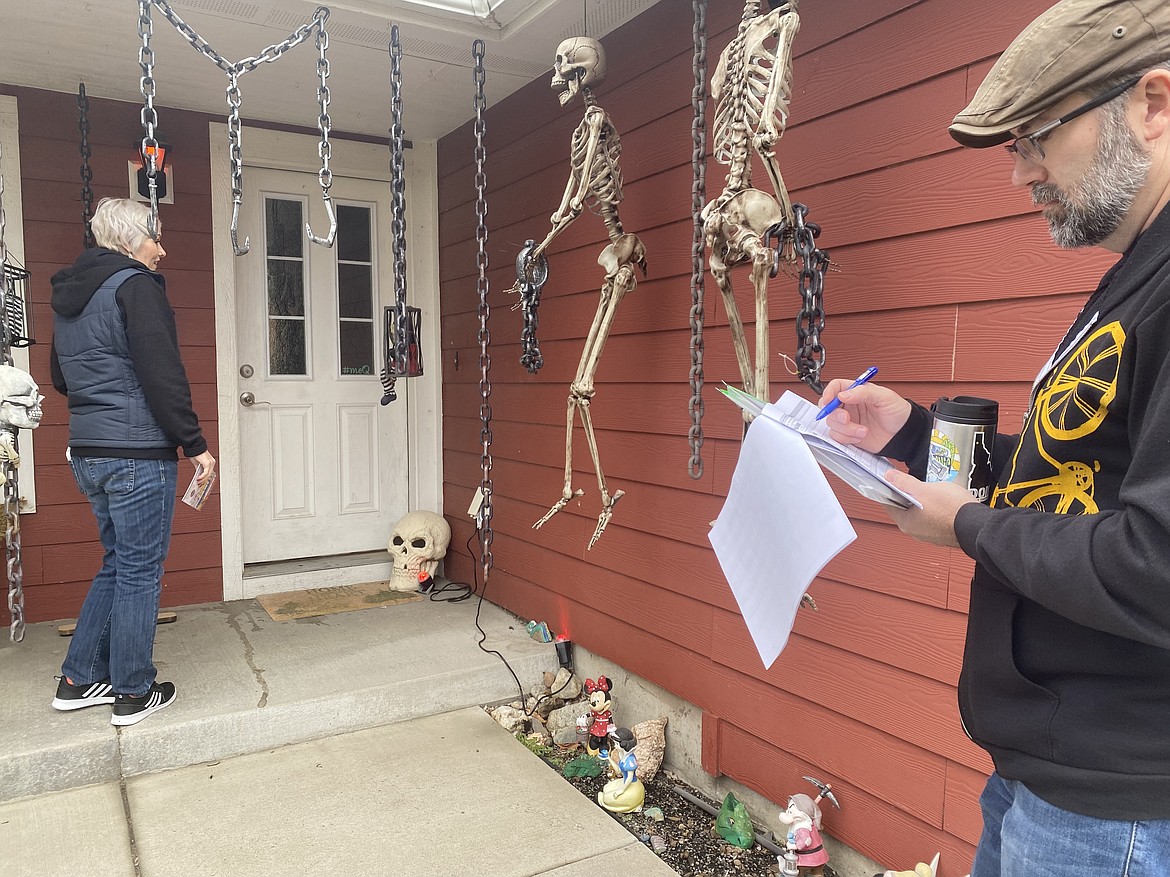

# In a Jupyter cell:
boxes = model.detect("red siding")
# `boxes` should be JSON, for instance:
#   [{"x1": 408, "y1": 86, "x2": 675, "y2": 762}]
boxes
[
  {"x1": 0, "y1": 85, "x2": 223, "y2": 623},
  {"x1": 437, "y1": 1, "x2": 1121, "y2": 873}
]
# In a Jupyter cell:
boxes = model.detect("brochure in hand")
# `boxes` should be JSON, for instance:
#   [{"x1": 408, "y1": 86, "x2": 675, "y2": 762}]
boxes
[{"x1": 718, "y1": 385, "x2": 921, "y2": 509}]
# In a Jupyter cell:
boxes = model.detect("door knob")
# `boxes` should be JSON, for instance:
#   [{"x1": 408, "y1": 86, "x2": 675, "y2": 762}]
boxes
[{"x1": 240, "y1": 391, "x2": 257, "y2": 406}]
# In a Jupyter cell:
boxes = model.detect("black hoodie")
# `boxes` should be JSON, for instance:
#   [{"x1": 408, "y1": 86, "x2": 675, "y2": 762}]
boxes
[
  {"x1": 883, "y1": 203, "x2": 1170, "y2": 821},
  {"x1": 50, "y1": 247, "x2": 206, "y2": 460}
]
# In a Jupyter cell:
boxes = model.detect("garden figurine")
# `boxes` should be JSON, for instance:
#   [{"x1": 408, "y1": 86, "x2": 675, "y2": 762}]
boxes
[
  {"x1": 584, "y1": 676, "x2": 614, "y2": 756},
  {"x1": 598, "y1": 727, "x2": 645, "y2": 812}
]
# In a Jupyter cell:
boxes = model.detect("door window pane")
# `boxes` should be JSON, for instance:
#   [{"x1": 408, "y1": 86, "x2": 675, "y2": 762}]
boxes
[
  {"x1": 266, "y1": 199, "x2": 303, "y2": 258},
  {"x1": 269, "y1": 319, "x2": 306, "y2": 375},
  {"x1": 337, "y1": 205, "x2": 371, "y2": 262},
  {"x1": 338, "y1": 264, "x2": 372, "y2": 319},
  {"x1": 336, "y1": 204, "x2": 375, "y2": 377},
  {"x1": 339, "y1": 322, "x2": 374, "y2": 375},
  {"x1": 268, "y1": 261, "x2": 306, "y2": 317},
  {"x1": 266, "y1": 197, "x2": 308, "y2": 375}
]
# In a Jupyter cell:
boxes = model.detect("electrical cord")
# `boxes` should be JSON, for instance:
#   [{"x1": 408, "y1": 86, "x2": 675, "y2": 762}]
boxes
[{"x1": 459, "y1": 529, "x2": 577, "y2": 719}]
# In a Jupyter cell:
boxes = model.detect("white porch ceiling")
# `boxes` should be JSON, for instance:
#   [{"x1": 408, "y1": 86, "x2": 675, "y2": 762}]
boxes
[{"x1": 0, "y1": 0, "x2": 662, "y2": 141}]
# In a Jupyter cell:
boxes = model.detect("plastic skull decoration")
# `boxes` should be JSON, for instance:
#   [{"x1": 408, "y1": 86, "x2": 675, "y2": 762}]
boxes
[
  {"x1": 0, "y1": 366, "x2": 43, "y2": 431},
  {"x1": 387, "y1": 510, "x2": 452, "y2": 592},
  {"x1": 551, "y1": 37, "x2": 607, "y2": 106}
]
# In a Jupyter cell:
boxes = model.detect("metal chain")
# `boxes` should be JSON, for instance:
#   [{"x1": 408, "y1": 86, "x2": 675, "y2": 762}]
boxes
[
  {"x1": 516, "y1": 241, "x2": 547, "y2": 374},
  {"x1": 389, "y1": 25, "x2": 409, "y2": 378},
  {"x1": 78, "y1": 83, "x2": 95, "y2": 250},
  {"x1": 688, "y1": 0, "x2": 708, "y2": 481},
  {"x1": 138, "y1": 0, "x2": 161, "y2": 240},
  {"x1": 0, "y1": 141, "x2": 21, "y2": 643},
  {"x1": 473, "y1": 39, "x2": 494, "y2": 589},
  {"x1": 790, "y1": 203, "x2": 827, "y2": 393},
  {"x1": 305, "y1": 9, "x2": 337, "y2": 247},
  {"x1": 150, "y1": 0, "x2": 233, "y2": 72},
  {"x1": 4, "y1": 441, "x2": 24, "y2": 643},
  {"x1": 141, "y1": 1, "x2": 333, "y2": 254},
  {"x1": 226, "y1": 71, "x2": 249, "y2": 255}
]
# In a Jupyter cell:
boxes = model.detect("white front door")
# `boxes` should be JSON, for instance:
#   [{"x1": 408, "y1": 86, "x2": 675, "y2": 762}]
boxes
[{"x1": 236, "y1": 168, "x2": 409, "y2": 564}]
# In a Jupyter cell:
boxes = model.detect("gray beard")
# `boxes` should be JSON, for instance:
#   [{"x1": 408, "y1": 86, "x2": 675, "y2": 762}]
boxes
[{"x1": 1032, "y1": 107, "x2": 1150, "y2": 249}]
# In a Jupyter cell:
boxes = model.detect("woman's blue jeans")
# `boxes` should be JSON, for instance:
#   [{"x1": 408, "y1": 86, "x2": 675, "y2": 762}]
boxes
[
  {"x1": 972, "y1": 772, "x2": 1170, "y2": 877},
  {"x1": 61, "y1": 457, "x2": 177, "y2": 697}
]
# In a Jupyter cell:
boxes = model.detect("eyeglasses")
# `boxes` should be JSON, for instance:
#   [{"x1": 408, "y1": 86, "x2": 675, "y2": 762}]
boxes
[{"x1": 1004, "y1": 75, "x2": 1142, "y2": 164}]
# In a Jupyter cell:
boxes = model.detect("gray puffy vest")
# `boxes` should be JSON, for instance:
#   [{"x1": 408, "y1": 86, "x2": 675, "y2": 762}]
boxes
[{"x1": 55, "y1": 268, "x2": 172, "y2": 451}]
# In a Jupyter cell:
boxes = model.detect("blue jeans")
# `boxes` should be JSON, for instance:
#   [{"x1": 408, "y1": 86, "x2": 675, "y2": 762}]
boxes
[
  {"x1": 61, "y1": 457, "x2": 177, "y2": 696},
  {"x1": 972, "y1": 773, "x2": 1170, "y2": 877}
]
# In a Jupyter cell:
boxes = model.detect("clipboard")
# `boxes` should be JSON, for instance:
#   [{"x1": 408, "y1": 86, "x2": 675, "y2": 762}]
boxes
[{"x1": 719, "y1": 386, "x2": 921, "y2": 509}]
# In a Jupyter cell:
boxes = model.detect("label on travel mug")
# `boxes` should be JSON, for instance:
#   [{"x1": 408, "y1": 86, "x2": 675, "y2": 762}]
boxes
[{"x1": 926, "y1": 396, "x2": 998, "y2": 503}]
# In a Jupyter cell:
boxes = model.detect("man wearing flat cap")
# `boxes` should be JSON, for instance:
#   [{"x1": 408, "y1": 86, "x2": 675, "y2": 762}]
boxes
[{"x1": 817, "y1": 1, "x2": 1170, "y2": 874}]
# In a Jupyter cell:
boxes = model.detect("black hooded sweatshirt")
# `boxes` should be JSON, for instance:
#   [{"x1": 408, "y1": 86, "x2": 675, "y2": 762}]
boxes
[
  {"x1": 883, "y1": 203, "x2": 1170, "y2": 821},
  {"x1": 50, "y1": 247, "x2": 206, "y2": 460}
]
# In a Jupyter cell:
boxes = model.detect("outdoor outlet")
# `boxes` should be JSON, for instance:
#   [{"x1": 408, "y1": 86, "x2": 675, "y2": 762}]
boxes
[
  {"x1": 467, "y1": 487, "x2": 485, "y2": 523},
  {"x1": 555, "y1": 639, "x2": 574, "y2": 670}
]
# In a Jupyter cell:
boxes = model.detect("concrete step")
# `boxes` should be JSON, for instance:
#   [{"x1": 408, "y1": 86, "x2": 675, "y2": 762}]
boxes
[{"x1": 0, "y1": 595, "x2": 555, "y2": 804}]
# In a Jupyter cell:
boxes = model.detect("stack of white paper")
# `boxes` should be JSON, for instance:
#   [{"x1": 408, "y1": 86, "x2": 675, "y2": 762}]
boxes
[{"x1": 708, "y1": 413, "x2": 857, "y2": 669}]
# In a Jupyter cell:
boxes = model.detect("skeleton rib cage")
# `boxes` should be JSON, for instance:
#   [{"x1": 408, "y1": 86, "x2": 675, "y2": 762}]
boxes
[{"x1": 710, "y1": 2, "x2": 799, "y2": 209}]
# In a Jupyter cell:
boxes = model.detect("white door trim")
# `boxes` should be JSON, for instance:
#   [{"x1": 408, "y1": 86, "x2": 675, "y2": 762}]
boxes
[{"x1": 210, "y1": 124, "x2": 442, "y2": 600}]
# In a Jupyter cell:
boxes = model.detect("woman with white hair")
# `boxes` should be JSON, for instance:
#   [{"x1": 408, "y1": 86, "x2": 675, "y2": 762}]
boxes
[{"x1": 48, "y1": 197, "x2": 215, "y2": 726}]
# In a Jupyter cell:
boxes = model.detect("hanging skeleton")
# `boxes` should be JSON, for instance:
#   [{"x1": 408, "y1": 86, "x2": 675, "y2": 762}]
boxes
[
  {"x1": 702, "y1": 0, "x2": 828, "y2": 403},
  {"x1": 136, "y1": 0, "x2": 336, "y2": 253},
  {"x1": 513, "y1": 37, "x2": 647, "y2": 549}
]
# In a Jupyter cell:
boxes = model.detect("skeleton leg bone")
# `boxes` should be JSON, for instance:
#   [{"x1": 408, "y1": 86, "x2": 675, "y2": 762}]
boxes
[{"x1": 533, "y1": 237, "x2": 643, "y2": 546}]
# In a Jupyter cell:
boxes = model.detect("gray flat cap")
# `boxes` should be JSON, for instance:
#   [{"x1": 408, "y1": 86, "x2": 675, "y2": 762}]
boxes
[{"x1": 950, "y1": 0, "x2": 1170, "y2": 148}]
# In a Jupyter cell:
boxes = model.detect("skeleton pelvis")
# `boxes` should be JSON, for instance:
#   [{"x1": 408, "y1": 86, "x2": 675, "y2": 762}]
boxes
[
  {"x1": 597, "y1": 233, "x2": 647, "y2": 279},
  {"x1": 705, "y1": 189, "x2": 785, "y2": 264}
]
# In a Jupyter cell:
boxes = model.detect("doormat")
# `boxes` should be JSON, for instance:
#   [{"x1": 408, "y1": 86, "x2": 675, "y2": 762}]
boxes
[{"x1": 256, "y1": 581, "x2": 422, "y2": 622}]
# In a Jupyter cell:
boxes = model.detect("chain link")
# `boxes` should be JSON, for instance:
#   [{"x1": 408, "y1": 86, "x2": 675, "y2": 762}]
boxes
[
  {"x1": 138, "y1": 0, "x2": 161, "y2": 240},
  {"x1": 4, "y1": 442, "x2": 24, "y2": 643},
  {"x1": 226, "y1": 71, "x2": 249, "y2": 255},
  {"x1": 305, "y1": 8, "x2": 337, "y2": 247},
  {"x1": 688, "y1": 0, "x2": 708, "y2": 481},
  {"x1": 0, "y1": 140, "x2": 21, "y2": 643},
  {"x1": 142, "y1": 1, "x2": 332, "y2": 253},
  {"x1": 390, "y1": 25, "x2": 408, "y2": 377},
  {"x1": 515, "y1": 241, "x2": 547, "y2": 374},
  {"x1": 473, "y1": 39, "x2": 494, "y2": 588},
  {"x1": 78, "y1": 84, "x2": 95, "y2": 250},
  {"x1": 789, "y1": 203, "x2": 827, "y2": 393}
]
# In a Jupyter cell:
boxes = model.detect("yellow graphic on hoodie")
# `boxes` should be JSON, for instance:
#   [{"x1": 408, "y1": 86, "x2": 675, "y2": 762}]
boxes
[{"x1": 991, "y1": 321, "x2": 1123, "y2": 515}]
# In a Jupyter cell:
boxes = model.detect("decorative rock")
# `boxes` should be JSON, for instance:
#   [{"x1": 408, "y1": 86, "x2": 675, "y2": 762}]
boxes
[
  {"x1": 551, "y1": 666, "x2": 581, "y2": 700},
  {"x1": 650, "y1": 835, "x2": 668, "y2": 854},
  {"x1": 644, "y1": 805, "x2": 665, "y2": 822},
  {"x1": 489, "y1": 704, "x2": 528, "y2": 734},
  {"x1": 546, "y1": 700, "x2": 589, "y2": 742},
  {"x1": 632, "y1": 716, "x2": 668, "y2": 782}
]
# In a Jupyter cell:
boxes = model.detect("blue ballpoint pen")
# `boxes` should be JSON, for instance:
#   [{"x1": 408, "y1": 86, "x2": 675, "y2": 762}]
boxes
[{"x1": 815, "y1": 366, "x2": 878, "y2": 421}]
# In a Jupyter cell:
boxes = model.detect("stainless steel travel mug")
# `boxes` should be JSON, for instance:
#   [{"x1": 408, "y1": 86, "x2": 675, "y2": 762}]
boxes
[{"x1": 926, "y1": 396, "x2": 998, "y2": 503}]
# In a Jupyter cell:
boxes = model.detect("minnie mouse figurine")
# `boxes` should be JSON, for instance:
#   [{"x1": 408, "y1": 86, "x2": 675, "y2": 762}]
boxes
[{"x1": 584, "y1": 676, "x2": 614, "y2": 756}]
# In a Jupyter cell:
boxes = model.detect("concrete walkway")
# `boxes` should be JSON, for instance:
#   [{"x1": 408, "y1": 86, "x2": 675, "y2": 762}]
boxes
[{"x1": 0, "y1": 595, "x2": 678, "y2": 877}]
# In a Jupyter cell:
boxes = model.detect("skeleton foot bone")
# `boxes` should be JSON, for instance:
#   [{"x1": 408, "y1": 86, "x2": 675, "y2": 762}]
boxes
[
  {"x1": 587, "y1": 489, "x2": 625, "y2": 550},
  {"x1": 532, "y1": 488, "x2": 586, "y2": 531}
]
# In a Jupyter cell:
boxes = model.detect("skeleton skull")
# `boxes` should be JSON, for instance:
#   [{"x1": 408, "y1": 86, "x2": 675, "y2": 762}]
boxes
[
  {"x1": 387, "y1": 510, "x2": 452, "y2": 592},
  {"x1": 0, "y1": 366, "x2": 43, "y2": 431},
  {"x1": 551, "y1": 37, "x2": 606, "y2": 106}
]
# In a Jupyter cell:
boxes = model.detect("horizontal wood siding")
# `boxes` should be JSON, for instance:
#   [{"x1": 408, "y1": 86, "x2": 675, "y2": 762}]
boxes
[
  {"x1": 0, "y1": 85, "x2": 223, "y2": 624},
  {"x1": 437, "y1": 1, "x2": 1118, "y2": 872}
]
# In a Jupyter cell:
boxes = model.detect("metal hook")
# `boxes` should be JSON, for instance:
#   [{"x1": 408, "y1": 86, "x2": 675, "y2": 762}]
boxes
[
  {"x1": 306, "y1": 195, "x2": 337, "y2": 248},
  {"x1": 230, "y1": 197, "x2": 250, "y2": 256}
]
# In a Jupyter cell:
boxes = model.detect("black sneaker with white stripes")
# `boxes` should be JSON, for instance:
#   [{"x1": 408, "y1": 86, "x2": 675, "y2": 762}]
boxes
[
  {"x1": 111, "y1": 681, "x2": 176, "y2": 726},
  {"x1": 52, "y1": 676, "x2": 115, "y2": 711}
]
